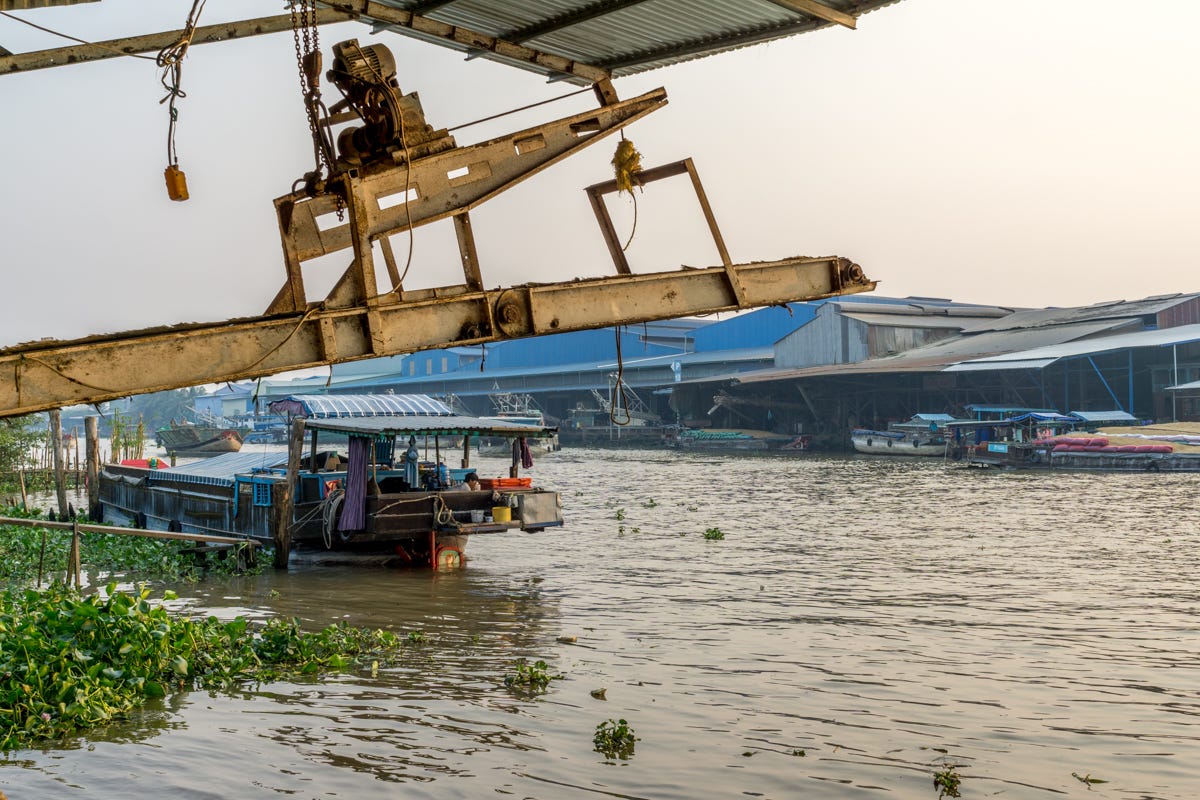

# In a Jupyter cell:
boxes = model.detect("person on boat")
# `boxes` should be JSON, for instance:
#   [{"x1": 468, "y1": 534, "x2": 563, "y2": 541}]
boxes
[
  {"x1": 402, "y1": 436, "x2": 420, "y2": 489},
  {"x1": 456, "y1": 472, "x2": 481, "y2": 491}
]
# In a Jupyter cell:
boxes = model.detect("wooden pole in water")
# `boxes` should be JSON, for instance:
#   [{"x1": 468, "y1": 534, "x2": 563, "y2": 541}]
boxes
[
  {"x1": 49, "y1": 409, "x2": 68, "y2": 516},
  {"x1": 71, "y1": 517, "x2": 82, "y2": 587},
  {"x1": 85, "y1": 416, "x2": 100, "y2": 517},
  {"x1": 273, "y1": 417, "x2": 305, "y2": 570}
]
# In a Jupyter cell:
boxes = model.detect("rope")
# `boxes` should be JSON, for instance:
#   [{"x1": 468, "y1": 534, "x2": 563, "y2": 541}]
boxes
[
  {"x1": 609, "y1": 326, "x2": 632, "y2": 426},
  {"x1": 240, "y1": 307, "x2": 320, "y2": 373},
  {"x1": 156, "y1": 0, "x2": 207, "y2": 168},
  {"x1": 611, "y1": 135, "x2": 643, "y2": 252},
  {"x1": 0, "y1": 11, "x2": 156, "y2": 60},
  {"x1": 446, "y1": 86, "x2": 593, "y2": 132}
]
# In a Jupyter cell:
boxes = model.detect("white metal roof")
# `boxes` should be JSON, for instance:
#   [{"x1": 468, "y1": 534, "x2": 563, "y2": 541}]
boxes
[
  {"x1": 949, "y1": 323, "x2": 1200, "y2": 370},
  {"x1": 1166, "y1": 379, "x2": 1200, "y2": 391}
]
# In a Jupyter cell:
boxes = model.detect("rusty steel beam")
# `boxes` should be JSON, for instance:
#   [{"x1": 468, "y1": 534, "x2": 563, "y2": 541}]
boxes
[
  {"x1": 0, "y1": 257, "x2": 875, "y2": 418},
  {"x1": 0, "y1": 1, "x2": 610, "y2": 82}
]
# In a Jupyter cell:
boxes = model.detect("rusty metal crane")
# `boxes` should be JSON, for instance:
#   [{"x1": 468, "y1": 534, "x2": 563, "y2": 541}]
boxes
[{"x1": 0, "y1": 1, "x2": 896, "y2": 418}]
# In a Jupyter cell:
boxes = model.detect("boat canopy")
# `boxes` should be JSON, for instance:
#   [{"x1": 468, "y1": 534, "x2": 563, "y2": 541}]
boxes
[
  {"x1": 304, "y1": 415, "x2": 557, "y2": 439},
  {"x1": 269, "y1": 394, "x2": 452, "y2": 419}
]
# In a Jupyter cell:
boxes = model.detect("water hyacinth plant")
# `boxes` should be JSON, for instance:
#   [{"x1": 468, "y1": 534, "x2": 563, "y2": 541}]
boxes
[
  {"x1": 504, "y1": 658, "x2": 562, "y2": 693},
  {"x1": 593, "y1": 717, "x2": 637, "y2": 759},
  {"x1": 0, "y1": 583, "x2": 404, "y2": 751}
]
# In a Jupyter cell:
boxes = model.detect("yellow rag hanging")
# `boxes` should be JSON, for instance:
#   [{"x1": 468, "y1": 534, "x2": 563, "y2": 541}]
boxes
[{"x1": 612, "y1": 138, "x2": 643, "y2": 195}]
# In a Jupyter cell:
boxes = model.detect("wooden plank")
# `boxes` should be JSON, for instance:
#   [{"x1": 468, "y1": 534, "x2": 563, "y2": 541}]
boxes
[{"x1": 766, "y1": 0, "x2": 857, "y2": 29}]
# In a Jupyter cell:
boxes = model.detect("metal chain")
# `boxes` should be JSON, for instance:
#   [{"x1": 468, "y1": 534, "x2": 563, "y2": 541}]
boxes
[
  {"x1": 289, "y1": 0, "x2": 323, "y2": 174},
  {"x1": 288, "y1": 0, "x2": 343, "y2": 218}
]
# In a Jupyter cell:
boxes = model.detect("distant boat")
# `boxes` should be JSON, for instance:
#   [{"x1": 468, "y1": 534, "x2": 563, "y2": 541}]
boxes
[
  {"x1": 155, "y1": 421, "x2": 244, "y2": 454},
  {"x1": 851, "y1": 414, "x2": 959, "y2": 456},
  {"x1": 477, "y1": 393, "x2": 560, "y2": 454}
]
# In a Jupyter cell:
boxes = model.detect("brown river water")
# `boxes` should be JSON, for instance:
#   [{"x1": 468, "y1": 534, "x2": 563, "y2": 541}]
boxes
[{"x1": 4, "y1": 448, "x2": 1200, "y2": 799}]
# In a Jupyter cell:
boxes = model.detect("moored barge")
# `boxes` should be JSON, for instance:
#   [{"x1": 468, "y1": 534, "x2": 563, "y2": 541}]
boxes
[{"x1": 98, "y1": 395, "x2": 562, "y2": 567}]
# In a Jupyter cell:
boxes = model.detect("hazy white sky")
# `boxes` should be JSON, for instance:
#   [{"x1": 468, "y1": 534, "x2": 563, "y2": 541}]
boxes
[{"x1": 2, "y1": 0, "x2": 1198, "y2": 347}]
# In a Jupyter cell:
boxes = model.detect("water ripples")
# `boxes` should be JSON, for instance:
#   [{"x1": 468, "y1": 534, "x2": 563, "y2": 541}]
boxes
[{"x1": 5, "y1": 449, "x2": 1200, "y2": 798}]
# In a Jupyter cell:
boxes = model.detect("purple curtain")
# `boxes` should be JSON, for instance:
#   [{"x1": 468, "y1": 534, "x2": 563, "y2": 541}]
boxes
[{"x1": 338, "y1": 436, "x2": 370, "y2": 532}]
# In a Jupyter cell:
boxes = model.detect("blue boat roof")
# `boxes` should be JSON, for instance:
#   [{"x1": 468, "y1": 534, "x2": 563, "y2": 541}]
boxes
[{"x1": 269, "y1": 394, "x2": 452, "y2": 418}]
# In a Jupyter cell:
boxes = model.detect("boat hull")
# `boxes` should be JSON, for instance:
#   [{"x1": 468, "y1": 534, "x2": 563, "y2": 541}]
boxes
[
  {"x1": 156, "y1": 425, "x2": 244, "y2": 454},
  {"x1": 851, "y1": 431, "x2": 945, "y2": 457}
]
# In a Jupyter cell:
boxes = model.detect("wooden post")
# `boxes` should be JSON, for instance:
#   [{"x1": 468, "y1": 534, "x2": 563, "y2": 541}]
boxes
[
  {"x1": 49, "y1": 409, "x2": 68, "y2": 516},
  {"x1": 85, "y1": 416, "x2": 100, "y2": 517},
  {"x1": 71, "y1": 517, "x2": 82, "y2": 587},
  {"x1": 17, "y1": 469, "x2": 27, "y2": 510},
  {"x1": 273, "y1": 417, "x2": 305, "y2": 570},
  {"x1": 462, "y1": 436, "x2": 470, "y2": 469}
]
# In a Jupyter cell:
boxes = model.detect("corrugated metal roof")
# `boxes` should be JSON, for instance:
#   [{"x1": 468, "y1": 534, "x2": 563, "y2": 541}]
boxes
[
  {"x1": 960, "y1": 294, "x2": 1200, "y2": 334},
  {"x1": 1069, "y1": 410, "x2": 1139, "y2": 423},
  {"x1": 944, "y1": 358, "x2": 1057, "y2": 373},
  {"x1": 951, "y1": 323, "x2": 1200, "y2": 369},
  {"x1": 841, "y1": 312, "x2": 980, "y2": 329},
  {"x1": 730, "y1": 319, "x2": 1131, "y2": 384},
  {"x1": 371, "y1": 0, "x2": 904, "y2": 80},
  {"x1": 1166, "y1": 379, "x2": 1200, "y2": 391},
  {"x1": 147, "y1": 452, "x2": 289, "y2": 489},
  {"x1": 1, "y1": 0, "x2": 97, "y2": 8},
  {"x1": 305, "y1": 415, "x2": 556, "y2": 438},
  {"x1": 269, "y1": 394, "x2": 452, "y2": 418}
]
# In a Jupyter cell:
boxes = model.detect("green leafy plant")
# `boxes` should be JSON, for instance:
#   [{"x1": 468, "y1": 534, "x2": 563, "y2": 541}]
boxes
[
  {"x1": 406, "y1": 630, "x2": 427, "y2": 644},
  {"x1": 0, "y1": 583, "x2": 403, "y2": 750},
  {"x1": 933, "y1": 767, "x2": 962, "y2": 798},
  {"x1": 703, "y1": 527, "x2": 724, "y2": 540},
  {"x1": 504, "y1": 658, "x2": 562, "y2": 692},
  {"x1": 594, "y1": 717, "x2": 637, "y2": 759},
  {"x1": 614, "y1": 508, "x2": 626, "y2": 521}
]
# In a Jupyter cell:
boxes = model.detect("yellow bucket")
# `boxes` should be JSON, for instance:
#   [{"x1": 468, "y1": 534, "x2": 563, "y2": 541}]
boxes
[{"x1": 492, "y1": 506, "x2": 512, "y2": 523}]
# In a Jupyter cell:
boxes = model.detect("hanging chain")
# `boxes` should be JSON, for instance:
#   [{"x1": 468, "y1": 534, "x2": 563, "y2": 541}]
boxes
[{"x1": 290, "y1": 0, "x2": 326, "y2": 174}]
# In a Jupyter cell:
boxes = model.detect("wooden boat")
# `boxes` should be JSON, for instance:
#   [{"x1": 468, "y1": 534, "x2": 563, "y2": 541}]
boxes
[
  {"x1": 99, "y1": 394, "x2": 561, "y2": 567},
  {"x1": 851, "y1": 414, "x2": 958, "y2": 456},
  {"x1": 155, "y1": 421, "x2": 244, "y2": 454},
  {"x1": 665, "y1": 427, "x2": 800, "y2": 451}
]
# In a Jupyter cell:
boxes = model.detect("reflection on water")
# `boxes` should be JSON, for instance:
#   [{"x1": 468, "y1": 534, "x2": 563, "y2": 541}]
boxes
[{"x1": 5, "y1": 450, "x2": 1200, "y2": 798}]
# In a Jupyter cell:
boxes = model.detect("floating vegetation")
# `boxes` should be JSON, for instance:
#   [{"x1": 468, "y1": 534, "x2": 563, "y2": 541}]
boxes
[
  {"x1": 0, "y1": 583, "x2": 403, "y2": 751},
  {"x1": 594, "y1": 717, "x2": 637, "y2": 759},
  {"x1": 614, "y1": 508, "x2": 626, "y2": 521},
  {"x1": 406, "y1": 631, "x2": 427, "y2": 644},
  {"x1": 504, "y1": 658, "x2": 562, "y2": 693},
  {"x1": 1072, "y1": 772, "x2": 1108, "y2": 788},
  {"x1": 702, "y1": 527, "x2": 725, "y2": 541},
  {"x1": 0, "y1": 513, "x2": 261, "y2": 588},
  {"x1": 641, "y1": 498, "x2": 657, "y2": 508},
  {"x1": 932, "y1": 766, "x2": 962, "y2": 798},
  {"x1": 791, "y1": 748, "x2": 806, "y2": 757},
  {"x1": 589, "y1": 688, "x2": 607, "y2": 701}
]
